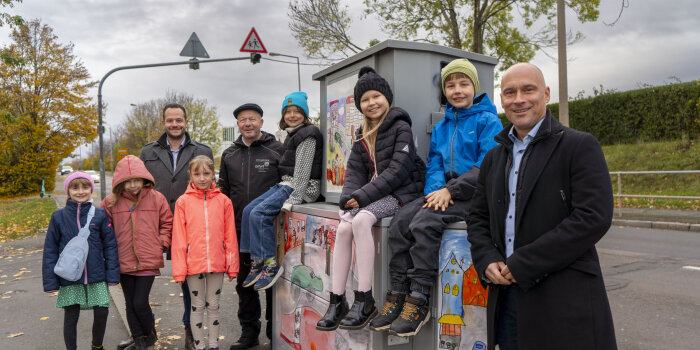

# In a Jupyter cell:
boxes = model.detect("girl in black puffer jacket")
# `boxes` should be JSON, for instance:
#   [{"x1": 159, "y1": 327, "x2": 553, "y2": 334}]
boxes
[{"x1": 316, "y1": 67, "x2": 425, "y2": 332}]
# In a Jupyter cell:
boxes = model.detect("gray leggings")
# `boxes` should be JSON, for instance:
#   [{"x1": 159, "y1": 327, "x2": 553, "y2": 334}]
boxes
[{"x1": 186, "y1": 272, "x2": 224, "y2": 350}]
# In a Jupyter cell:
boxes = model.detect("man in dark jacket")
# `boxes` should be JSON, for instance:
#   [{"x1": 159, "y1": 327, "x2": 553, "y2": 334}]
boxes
[
  {"x1": 218, "y1": 103, "x2": 284, "y2": 349},
  {"x1": 139, "y1": 103, "x2": 213, "y2": 350},
  {"x1": 467, "y1": 63, "x2": 617, "y2": 350}
]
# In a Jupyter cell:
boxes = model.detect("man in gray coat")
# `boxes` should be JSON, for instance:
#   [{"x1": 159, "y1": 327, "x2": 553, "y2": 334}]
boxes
[{"x1": 139, "y1": 103, "x2": 213, "y2": 350}]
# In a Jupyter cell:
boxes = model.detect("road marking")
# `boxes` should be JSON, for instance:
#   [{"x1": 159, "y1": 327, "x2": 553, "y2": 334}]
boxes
[{"x1": 682, "y1": 266, "x2": 700, "y2": 271}]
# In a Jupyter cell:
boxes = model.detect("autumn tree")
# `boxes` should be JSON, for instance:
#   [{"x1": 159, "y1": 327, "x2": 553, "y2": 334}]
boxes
[
  {"x1": 289, "y1": 0, "x2": 600, "y2": 70},
  {"x1": 0, "y1": 19, "x2": 96, "y2": 196},
  {"x1": 114, "y1": 91, "x2": 223, "y2": 157}
]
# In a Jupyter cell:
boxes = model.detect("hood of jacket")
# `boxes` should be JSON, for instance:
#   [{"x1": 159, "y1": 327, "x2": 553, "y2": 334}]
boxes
[
  {"x1": 113, "y1": 155, "x2": 155, "y2": 190},
  {"x1": 184, "y1": 181, "x2": 223, "y2": 199},
  {"x1": 444, "y1": 93, "x2": 497, "y2": 121}
]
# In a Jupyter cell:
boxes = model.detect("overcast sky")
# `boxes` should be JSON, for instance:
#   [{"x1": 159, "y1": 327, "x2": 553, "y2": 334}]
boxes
[{"x1": 1, "y1": 0, "x2": 698, "y2": 150}]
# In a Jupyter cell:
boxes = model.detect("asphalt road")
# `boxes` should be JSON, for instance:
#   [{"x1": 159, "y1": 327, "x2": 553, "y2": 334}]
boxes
[{"x1": 598, "y1": 226, "x2": 700, "y2": 350}]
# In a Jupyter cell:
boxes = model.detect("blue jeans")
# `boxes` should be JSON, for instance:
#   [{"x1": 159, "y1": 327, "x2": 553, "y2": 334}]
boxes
[{"x1": 240, "y1": 184, "x2": 293, "y2": 261}]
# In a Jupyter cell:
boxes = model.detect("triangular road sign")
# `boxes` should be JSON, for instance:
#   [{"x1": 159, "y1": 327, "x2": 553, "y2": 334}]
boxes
[
  {"x1": 240, "y1": 27, "x2": 267, "y2": 53},
  {"x1": 180, "y1": 32, "x2": 210, "y2": 58}
]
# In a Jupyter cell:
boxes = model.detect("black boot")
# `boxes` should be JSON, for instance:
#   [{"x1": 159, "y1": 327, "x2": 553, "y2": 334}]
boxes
[
  {"x1": 117, "y1": 337, "x2": 134, "y2": 350},
  {"x1": 145, "y1": 327, "x2": 158, "y2": 347},
  {"x1": 124, "y1": 336, "x2": 147, "y2": 350},
  {"x1": 338, "y1": 290, "x2": 378, "y2": 330},
  {"x1": 316, "y1": 293, "x2": 349, "y2": 331}
]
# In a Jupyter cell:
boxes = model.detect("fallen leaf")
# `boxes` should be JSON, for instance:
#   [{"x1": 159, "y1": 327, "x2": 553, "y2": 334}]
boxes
[
  {"x1": 166, "y1": 335, "x2": 181, "y2": 340},
  {"x1": 155, "y1": 318, "x2": 162, "y2": 324},
  {"x1": 7, "y1": 332, "x2": 24, "y2": 338},
  {"x1": 169, "y1": 293, "x2": 175, "y2": 296},
  {"x1": 0, "y1": 275, "x2": 7, "y2": 278},
  {"x1": 40, "y1": 317, "x2": 49, "y2": 321},
  {"x1": 13, "y1": 271, "x2": 27, "y2": 277}
]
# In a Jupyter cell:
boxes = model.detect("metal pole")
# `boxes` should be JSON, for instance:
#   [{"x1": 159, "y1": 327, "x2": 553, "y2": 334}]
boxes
[
  {"x1": 97, "y1": 56, "x2": 250, "y2": 200},
  {"x1": 296, "y1": 56, "x2": 301, "y2": 91},
  {"x1": 617, "y1": 173, "x2": 622, "y2": 217},
  {"x1": 557, "y1": 0, "x2": 570, "y2": 127}
]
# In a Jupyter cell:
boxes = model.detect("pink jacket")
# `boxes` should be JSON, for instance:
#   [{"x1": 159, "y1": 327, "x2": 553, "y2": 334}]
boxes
[
  {"x1": 171, "y1": 182, "x2": 238, "y2": 282},
  {"x1": 101, "y1": 155, "x2": 172, "y2": 273}
]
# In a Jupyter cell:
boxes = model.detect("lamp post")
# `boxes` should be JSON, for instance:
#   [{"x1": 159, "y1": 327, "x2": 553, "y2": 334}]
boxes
[{"x1": 269, "y1": 52, "x2": 301, "y2": 91}]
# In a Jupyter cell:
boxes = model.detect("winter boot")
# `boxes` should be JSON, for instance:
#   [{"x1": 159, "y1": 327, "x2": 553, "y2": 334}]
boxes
[
  {"x1": 369, "y1": 290, "x2": 406, "y2": 331},
  {"x1": 339, "y1": 289, "x2": 378, "y2": 330},
  {"x1": 316, "y1": 292, "x2": 350, "y2": 331}
]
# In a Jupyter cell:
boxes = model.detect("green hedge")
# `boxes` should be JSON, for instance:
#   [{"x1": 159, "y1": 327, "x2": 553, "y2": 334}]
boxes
[{"x1": 498, "y1": 80, "x2": 700, "y2": 145}]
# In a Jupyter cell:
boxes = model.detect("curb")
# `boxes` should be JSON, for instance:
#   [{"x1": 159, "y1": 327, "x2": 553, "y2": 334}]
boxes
[
  {"x1": 612, "y1": 219, "x2": 700, "y2": 233},
  {"x1": 109, "y1": 285, "x2": 131, "y2": 334}
]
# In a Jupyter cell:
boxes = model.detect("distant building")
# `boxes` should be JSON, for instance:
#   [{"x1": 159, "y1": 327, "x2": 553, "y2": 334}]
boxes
[{"x1": 218, "y1": 126, "x2": 237, "y2": 157}]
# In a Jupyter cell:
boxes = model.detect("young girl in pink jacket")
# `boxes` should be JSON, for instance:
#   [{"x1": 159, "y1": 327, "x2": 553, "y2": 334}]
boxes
[
  {"x1": 172, "y1": 155, "x2": 238, "y2": 350},
  {"x1": 101, "y1": 155, "x2": 172, "y2": 349}
]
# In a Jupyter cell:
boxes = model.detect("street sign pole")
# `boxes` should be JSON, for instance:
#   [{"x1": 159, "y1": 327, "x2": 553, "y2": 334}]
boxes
[{"x1": 96, "y1": 56, "x2": 249, "y2": 199}]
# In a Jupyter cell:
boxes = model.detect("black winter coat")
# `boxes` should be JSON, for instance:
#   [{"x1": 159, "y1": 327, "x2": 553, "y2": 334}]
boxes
[
  {"x1": 218, "y1": 131, "x2": 284, "y2": 237},
  {"x1": 42, "y1": 200, "x2": 120, "y2": 292},
  {"x1": 339, "y1": 107, "x2": 426, "y2": 209},
  {"x1": 467, "y1": 110, "x2": 617, "y2": 350}
]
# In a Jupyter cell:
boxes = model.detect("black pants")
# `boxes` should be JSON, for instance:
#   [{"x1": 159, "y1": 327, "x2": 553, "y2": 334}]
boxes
[
  {"x1": 63, "y1": 304, "x2": 108, "y2": 350},
  {"x1": 388, "y1": 197, "x2": 471, "y2": 295},
  {"x1": 120, "y1": 274, "x2": 155, "y2": 338},
  {"x1": 236, "y1": 252, "x2": 273, "y2": 338},
  {"x1": 496, "y1": 286, "x2": 518, "y2": 350}
]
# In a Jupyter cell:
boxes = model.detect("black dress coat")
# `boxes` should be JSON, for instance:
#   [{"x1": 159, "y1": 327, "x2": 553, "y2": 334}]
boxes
[
  {"x1": 339, "y1": 107, "x2": 426, "y2": 209},
  {"x1": 467, "y1": 110, "x2": 617, "y2": 349}
]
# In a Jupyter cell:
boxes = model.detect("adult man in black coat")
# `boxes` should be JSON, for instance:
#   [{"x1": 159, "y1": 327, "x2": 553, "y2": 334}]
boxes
[
  {"x1": 467, "y1": 63, "x2": 617, "y2": 350},
  {"x1": 218, "y1": 103, "x2": 284, "y2": 349}
]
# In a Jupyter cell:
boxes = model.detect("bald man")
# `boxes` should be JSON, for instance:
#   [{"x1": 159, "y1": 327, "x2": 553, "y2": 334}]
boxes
[{"x1": 467, "y1": 63, "x2": 617, "y2": 350}]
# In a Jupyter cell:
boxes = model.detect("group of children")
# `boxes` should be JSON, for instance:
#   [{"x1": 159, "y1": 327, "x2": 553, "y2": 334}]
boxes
[{"x1": 41, "y1": 57, "x2": 502, "y2": 349}]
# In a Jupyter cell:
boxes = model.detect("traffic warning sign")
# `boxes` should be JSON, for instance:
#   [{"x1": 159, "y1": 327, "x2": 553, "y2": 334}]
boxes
[{"x1": 240, "y1": 27, "x2": 267, "y2": 53}]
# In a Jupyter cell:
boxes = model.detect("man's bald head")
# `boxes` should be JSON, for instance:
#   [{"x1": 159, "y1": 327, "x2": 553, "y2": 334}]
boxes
[{"x1": 500, "y1": 62, "x2": 551, "y2": 140}]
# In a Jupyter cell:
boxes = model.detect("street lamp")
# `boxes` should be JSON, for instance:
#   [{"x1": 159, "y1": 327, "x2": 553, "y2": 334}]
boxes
[{"x1": 269, "y1": 52, "x2": 301, "y2": 91}]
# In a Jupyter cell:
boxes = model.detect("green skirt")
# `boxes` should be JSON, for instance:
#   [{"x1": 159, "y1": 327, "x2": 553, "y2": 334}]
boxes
[{"x1": 56, "y1": 282, "x2": 110, "y2": 310}]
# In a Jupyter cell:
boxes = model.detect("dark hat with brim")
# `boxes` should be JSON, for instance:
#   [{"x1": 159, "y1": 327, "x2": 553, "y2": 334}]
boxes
[{"x1": 233, "y1": 103, "x2": 264, "y2": 118}]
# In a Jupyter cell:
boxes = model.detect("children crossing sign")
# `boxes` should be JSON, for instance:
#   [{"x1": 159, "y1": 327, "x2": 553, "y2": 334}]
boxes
[{"x1": 240, "y1": 27, "x2": 267, "y2": 53}]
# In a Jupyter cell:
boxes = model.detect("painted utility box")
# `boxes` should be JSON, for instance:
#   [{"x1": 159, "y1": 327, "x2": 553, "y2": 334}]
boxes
[
  {"x1": 271, "y1": 203, "x2": 489, "y2": 350},
  {"x1": 271, "y1": 39, "x2": 496, "y2": 350},
  {"x1": 311, "y1": 39, "x2": 497, "y2": 203}
]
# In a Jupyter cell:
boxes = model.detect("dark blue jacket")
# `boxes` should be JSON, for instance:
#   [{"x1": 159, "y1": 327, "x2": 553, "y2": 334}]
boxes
[
  {"x1": 42, "y1": 200, "x2": 119, "y2": 292},
  {"x1": 425, "y1": 93, "x2": 502, "y2": 196}
]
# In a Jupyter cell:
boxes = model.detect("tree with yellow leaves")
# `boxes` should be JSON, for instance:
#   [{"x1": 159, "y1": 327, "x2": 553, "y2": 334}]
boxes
[{"x1": 0, "y1": 19, "x2": 96, "y2": 197}]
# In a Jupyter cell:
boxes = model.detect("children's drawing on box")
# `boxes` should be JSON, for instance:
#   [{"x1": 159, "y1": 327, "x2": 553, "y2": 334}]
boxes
[{"x1": 437, "y1": 230, "x2": 489, "y2": 349}]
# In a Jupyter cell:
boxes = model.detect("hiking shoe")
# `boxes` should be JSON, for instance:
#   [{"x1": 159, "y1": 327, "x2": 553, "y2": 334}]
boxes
[
  {"x1": 389, "y1": 294, "x2": 431, "y2": 337},
  {"x1": 369, "y1": 291, "x2": 406, "y2": 332},
  {"x1": 242, "y1": 260, "x2": 264, "y2": 288},
  {"x1": 253, "y1": 262, "x2": 284, "y2": 291}
]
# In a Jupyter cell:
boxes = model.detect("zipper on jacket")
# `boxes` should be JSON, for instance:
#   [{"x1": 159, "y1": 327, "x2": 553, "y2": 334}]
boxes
[
  {"x1": 449, "y1": 112, "x2": 458, "y2": 175},
  {"x1": 560, "y1": 189, "x2": 566, "y2": 202},
  {"x1": 76, "y1": 202, "x2": 89, "y2": 284},
  {"x1": 204, "y1": 191, "x2": 211, "y2": 272}
]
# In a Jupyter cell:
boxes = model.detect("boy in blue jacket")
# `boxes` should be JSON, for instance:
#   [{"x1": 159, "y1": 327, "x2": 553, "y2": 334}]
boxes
[{"x1": 370, "y1": 59, "x2": 503, "y2": 337}]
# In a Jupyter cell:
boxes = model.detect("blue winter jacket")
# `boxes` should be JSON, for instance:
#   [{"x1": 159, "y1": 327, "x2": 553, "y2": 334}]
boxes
[
  {"x1": 425, "y1": 93, "x2": 502, "y2": 196},
  {"x1": 42, "y1": 200, "x2": 119, "y2": 292}
]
